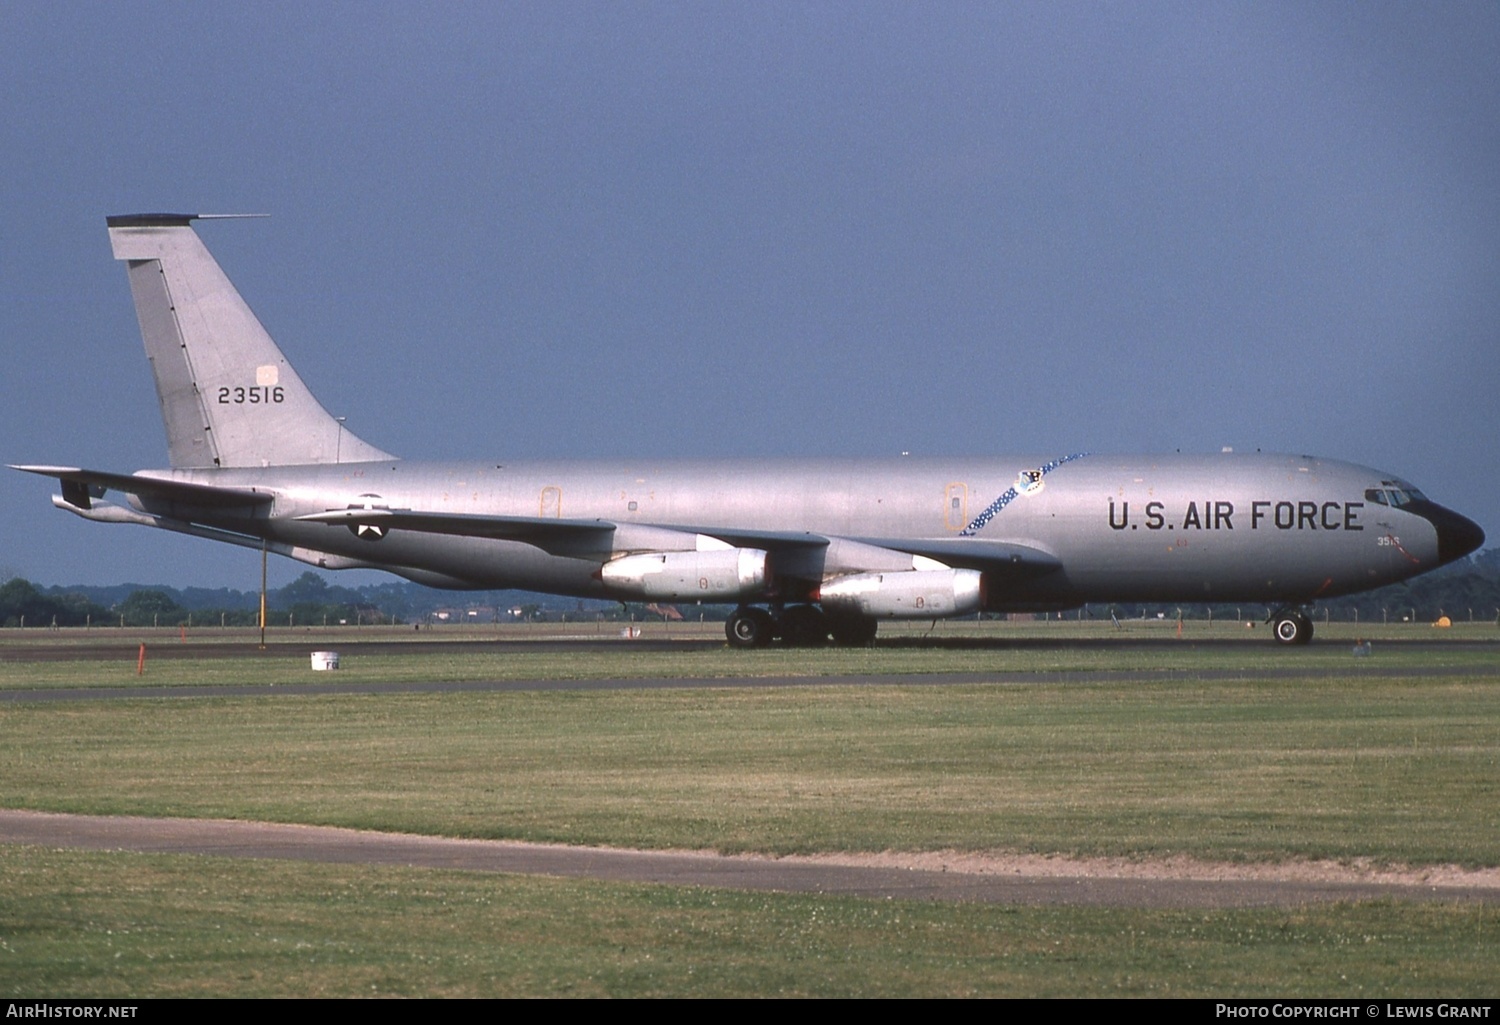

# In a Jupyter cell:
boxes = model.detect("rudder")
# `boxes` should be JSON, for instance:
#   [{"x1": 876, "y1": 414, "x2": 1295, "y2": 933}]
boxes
[{"x1": 106, "y1": 213, "x2": 394, "y2": 468}]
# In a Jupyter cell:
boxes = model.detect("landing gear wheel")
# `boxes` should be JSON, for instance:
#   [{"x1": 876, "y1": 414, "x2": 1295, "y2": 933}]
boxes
[
  {"x1": 1272, "y1": 612, "x2": 1313, "y2": 645},
  {"x1": 828, "y1": 613, "x2": 878, "y2": 647},
  {"x1": 726, "y1": 606, "x2": 774, "y2": 648},
  {"x1": 780, "y1": 605, "x2": 829, "y2": 647}
]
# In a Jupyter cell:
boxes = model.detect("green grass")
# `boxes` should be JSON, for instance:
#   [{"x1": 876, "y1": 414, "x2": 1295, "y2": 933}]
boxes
[
  {"x1": 3, "y1": 678, "x2": 1497, "y2": 865},
  {"x1": 2, "y1": 845, "x2": 1495, "y2": 998},
  {"x1": 3, "y1": 630, "x2": 1497, "y2": 996},
  {"x1": 2, "y1": 620, "x2": 1497, "y2": 690}
]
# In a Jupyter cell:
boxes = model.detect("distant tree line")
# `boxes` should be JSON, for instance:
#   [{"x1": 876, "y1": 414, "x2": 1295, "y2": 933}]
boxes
[
  {"x1": 1101, "y1": 547, "x2": 1500, "y2": 624},
  {"x1": 7, "y1": 549, "x2": 1500, "y2": 628},
  {"x1": 0, "y1": 578, "x2": 111, "y2": 628},
  {"x1": 0, "y1": 573, "x2": 373, "y2": 628},
  {"x1": 1, "y1": 572, "x2": 623, "y2": 628}
]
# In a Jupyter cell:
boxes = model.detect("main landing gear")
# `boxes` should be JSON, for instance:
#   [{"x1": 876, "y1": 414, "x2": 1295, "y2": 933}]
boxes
[
  {"x1": 725, "y1": 606, "x2": 775, "y2": 648},
  {"x1": 724, "y1": 604, "x2": 878, "y2": 648},
  {"x1": 1268, "y1": 607, "x2": 1314, "y2": 645}
]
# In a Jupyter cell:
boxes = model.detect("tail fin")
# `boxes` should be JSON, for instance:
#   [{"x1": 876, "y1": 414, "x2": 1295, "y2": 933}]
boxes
[{"x1": 106, "y1": 214, "x2": 394, "y2": 468}]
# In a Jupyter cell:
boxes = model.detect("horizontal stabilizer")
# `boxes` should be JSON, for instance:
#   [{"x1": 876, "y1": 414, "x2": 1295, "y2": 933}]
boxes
[{"x1": 11, "y1": 465, "x2": 274, "y2": 509}]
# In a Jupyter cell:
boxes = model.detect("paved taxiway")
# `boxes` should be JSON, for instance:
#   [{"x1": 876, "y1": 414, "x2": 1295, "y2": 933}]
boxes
[
  {"x1": 10, "y1": 635, "x2": 1499, "y2": 662},
  {"x1": 5, "y1": 810, "x2": 1497, "y2": 908}
]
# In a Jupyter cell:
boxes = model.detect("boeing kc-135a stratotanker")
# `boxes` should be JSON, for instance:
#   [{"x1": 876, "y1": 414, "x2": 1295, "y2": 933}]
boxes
[{"x1": 13, "y1": 214, "x2": 1486, "y2": 646}]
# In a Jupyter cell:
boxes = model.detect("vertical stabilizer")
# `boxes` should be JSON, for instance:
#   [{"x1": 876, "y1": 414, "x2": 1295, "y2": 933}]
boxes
[{"x1": 106, "y1": 214, "x2": 394, "y2": 468}]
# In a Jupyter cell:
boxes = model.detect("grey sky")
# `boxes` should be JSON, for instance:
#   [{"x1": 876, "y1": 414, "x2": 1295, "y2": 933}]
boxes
[{"x1": 3, "y1": 2, "x2": 1497, "y2": 590}]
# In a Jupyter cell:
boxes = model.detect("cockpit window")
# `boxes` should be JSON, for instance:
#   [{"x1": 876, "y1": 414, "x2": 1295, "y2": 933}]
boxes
[{"x1": 1366, "y1": 483, "x2": 1425, "y2": 508}]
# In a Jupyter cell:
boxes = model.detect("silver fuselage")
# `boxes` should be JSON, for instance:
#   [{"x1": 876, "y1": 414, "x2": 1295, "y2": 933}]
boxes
[{"x1": 133, "y1": 451, "x2": 1457, "y2": 609}]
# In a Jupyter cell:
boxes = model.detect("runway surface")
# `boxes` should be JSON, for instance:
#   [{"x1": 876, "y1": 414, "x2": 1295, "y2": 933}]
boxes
[
  {"x1": 5, "y1": 809, "x2": 1497, "y2": 908},
  {"x1": 3, "y1": 635, "x2": 1496, "y2": 703},
  {"x1": 8, "y1": 634, "x2": 1500, "y2": 662}
]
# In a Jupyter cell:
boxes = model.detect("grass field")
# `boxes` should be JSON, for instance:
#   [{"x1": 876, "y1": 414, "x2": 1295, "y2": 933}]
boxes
[
  {"x1": 5, "y1": 846, "x2": 1496, "y2": 998},
  {"x1": 2, "y1": 624, "x2": 1497, "y2": 996},
  {"x1": 3, "y1": 681, "x2": 1498, "y2": 863}
]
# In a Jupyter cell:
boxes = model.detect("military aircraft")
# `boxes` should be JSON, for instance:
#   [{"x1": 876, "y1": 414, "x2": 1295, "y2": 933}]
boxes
[{"x1": 13, "y1": 214, "x2": 1485, "y2": 646}]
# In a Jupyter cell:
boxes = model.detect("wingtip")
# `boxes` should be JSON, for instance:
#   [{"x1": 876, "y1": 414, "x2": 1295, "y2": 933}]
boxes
[{"x1": 10, "y1": 463, "x2": 82, "y2": 475}]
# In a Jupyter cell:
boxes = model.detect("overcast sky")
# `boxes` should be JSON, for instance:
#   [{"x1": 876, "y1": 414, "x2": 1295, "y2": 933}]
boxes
[{"x1": 3, "y1": 1, "x2": 1497, "y2": 590}]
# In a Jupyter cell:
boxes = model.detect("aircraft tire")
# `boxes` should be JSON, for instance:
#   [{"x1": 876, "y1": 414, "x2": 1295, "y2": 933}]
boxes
[
  {"x1": 726, "y1": 606, "x2": 774, "y2": 648},
  {"x1": 780, "y1": 604, "x2": 830, "y2": 647},
  {"x1": 828, "y1": 612, "x2": 878, "y2": 647},
  {"x1": 1272, "y1": 613, "x2": 1314, "y2": 645}
]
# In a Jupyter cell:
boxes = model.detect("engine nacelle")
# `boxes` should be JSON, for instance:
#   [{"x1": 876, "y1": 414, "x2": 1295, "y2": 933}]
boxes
[
  {"x1": 600, "y1": 547, "x2": 769, "y2": 601},
  {"x1": 819, "y1": 568, "x2": 983, "y2": 618}
]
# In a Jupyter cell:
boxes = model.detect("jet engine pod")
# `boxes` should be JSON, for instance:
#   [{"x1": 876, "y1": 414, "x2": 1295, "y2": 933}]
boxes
[
  {"x1": 600, "y1": 547, "x2": 769, "y2": 601},
  {"x1": 819, "y1": 568, "x2": 983, "y2": 619}
]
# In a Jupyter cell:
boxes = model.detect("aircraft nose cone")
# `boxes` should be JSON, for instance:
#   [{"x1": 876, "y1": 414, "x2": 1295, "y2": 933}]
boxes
[{"x1": 1410, "y1": 501, "x2": 1485, "y2": 565}]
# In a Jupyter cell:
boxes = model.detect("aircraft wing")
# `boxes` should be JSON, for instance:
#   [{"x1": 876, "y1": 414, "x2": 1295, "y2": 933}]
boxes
[
  {"x1": 10, "y1": 465, "x2": 274, "y2": 509},
  {"x1": 294, "y1": 508, "x2": 617, "y2": 557},
  {"x1": 678, "y1": 528, "x2": 1060, "y2": 579},
  {"x1": 294, "y1": 508, "x2": 1060, "y2": 578},
  {"x1": 851, "y1": 536, "x2": 1062, "y2": 578},
  {"x1": 656, "y1": 525, "x2": 831, "y2": 551},
  {"x1": 294, "y1": 511, "x2": 832, "y2": 560}
]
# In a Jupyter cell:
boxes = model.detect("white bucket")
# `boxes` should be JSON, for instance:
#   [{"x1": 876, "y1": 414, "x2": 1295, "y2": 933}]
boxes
[{"x1": 310, "y1": 651, "x2": 341, "y2": 671}]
